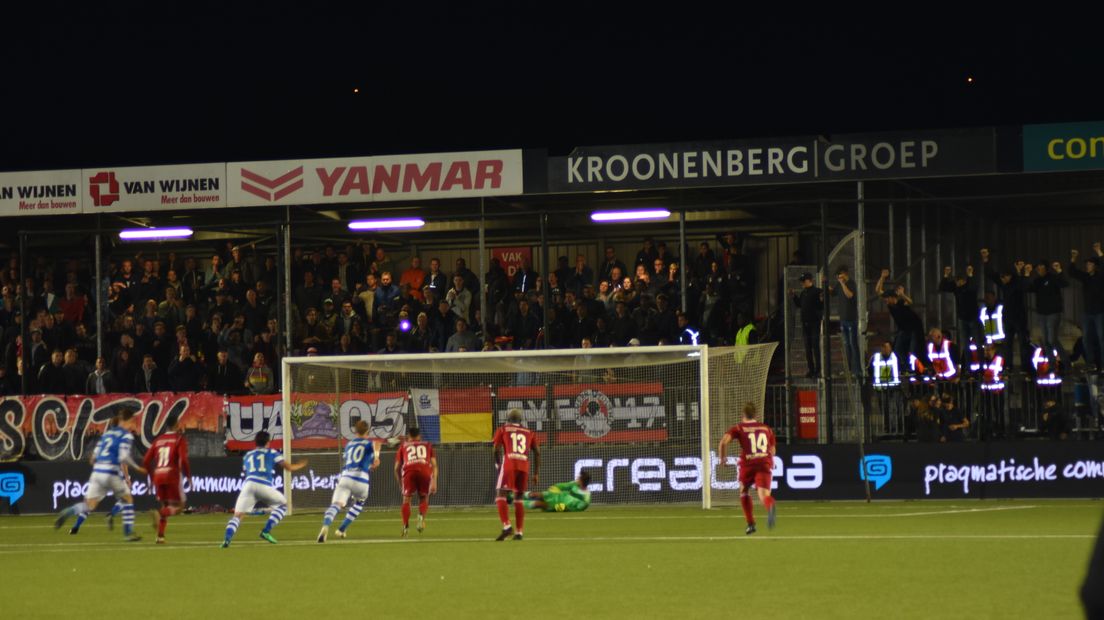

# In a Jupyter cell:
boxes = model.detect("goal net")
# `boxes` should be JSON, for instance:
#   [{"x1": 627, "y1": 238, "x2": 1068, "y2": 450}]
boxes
[{"x1": 279, "y1": 343, "x2": 776, "y2": 512}]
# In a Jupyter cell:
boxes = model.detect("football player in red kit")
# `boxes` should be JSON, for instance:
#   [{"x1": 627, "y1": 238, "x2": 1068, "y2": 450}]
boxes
[
  {"x1": 492, "y1": 409, "x2": 540, "y2": 541},
  {"x1": 142, "y1": 412, "x2": 191, "y2": 544},
  {"x1": 395, "y1": 426, "x2": 438, "y2": 537},
  {"x1": 718, "y1": 402, "x2": 777, "y2": 534}
]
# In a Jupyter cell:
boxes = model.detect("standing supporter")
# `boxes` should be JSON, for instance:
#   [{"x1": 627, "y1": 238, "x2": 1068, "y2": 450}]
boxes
[
  {"x1": 399, "y1": 256, "x2": 426, "y2": 302},
  {"x1": 598, "y1": 247, "x2": 627, "y2": 288},
  {"x1": 167, "y1": 343, "x2": 202, "y2": 391},
  {"x1": 134, "y1": 354, "x2": 168, "y2": 393},
  {"x1": 791, "y1": 273, "x2": 823, "y2": 378},
  {"x1": 85, "y1": 356, "x2": 118, "y2": 394},
  {"x1": 876, "y1": 269, "x2": 926, "y2": 365},
  {"x1": 828, "y1": 266, "x2": 861, "y2": 377},
  {"x1": 244, "y1": 352, "x2": 276, "y2": 394},
  {"x1": 982, "y1": 249, "x2": 1032, "y2": 370},
  {"x1": 1068, "y1": 244, "x2": 1104, "y2": 371},
  {"x1": 207, "y1": 350, "x2": 243, "y2": 395},
  {"x1": 939, "y1": 264, "x2": 980, "y2": 359},
  {"x1": 1029, "y1": 260, "x2": 1068, "y2": 367}
]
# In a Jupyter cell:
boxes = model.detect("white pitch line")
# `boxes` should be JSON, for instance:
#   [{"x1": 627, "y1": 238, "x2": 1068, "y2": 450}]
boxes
[
  {"x1": 0, "y1": 531, "x2": 1093, "y2": 555},
  {"x1": 0, "y1": 504, "x2": 1043, "y2": 530}
]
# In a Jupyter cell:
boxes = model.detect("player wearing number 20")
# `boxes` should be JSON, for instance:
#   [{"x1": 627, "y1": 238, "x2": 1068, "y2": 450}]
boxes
[
  {"x1": 222, "y1": 431, "x2": 308, "y2": 548},
  {"x1": 318, "y1": 420, "x2": 380, "y2": 543},
  {"x1": 395, "y1": 426, "x2": 438, "y2": 537},
  {"x1": 718, "y1": 402, "x2": 777, "y2": 535},
  {"x1": 142, "y1": 412, "x2": 192, "y2": 544},
  {"x1": 492, "y1": 409, "x2": 540, "y2": 541}
]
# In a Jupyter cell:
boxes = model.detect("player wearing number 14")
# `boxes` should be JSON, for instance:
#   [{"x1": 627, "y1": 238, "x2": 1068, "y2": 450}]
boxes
[
  {"x1": 492, "y1": 409, "x2": 540, "y2": 541},
  {"x1": 718, "y1": 402, "x2": 777, "y2": 535}
]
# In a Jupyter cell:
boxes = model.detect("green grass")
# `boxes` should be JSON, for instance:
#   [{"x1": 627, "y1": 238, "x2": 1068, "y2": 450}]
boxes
[{"x1": 1, "y1": 500, "x2": 1100, "y2": 618}]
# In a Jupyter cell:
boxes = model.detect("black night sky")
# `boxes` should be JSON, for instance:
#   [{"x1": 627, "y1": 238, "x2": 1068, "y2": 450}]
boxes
[{"x1": 2, "y1": 16, "x2": 1101, "y2": 171}]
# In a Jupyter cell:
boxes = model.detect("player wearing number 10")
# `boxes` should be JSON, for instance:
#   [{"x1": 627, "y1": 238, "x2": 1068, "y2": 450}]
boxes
[
  {"x1": 222, "y1": 431, "x2": 308, "y2": 548},
  {"x1": 141, "y1": 412, "x2": 192, "y2": 544},
  {"x1": 318, "y1": 420, "x2": 380, "y2": 543},
  {"x1": 492, "y1": 409, "x2": 540, "y2": 541},
  {"x1": 718, "y1": 402, "x2": 777, "y2": 535}
]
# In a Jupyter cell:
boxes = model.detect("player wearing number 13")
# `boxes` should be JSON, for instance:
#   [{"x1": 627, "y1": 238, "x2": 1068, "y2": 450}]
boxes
[
  {"x1": 222, "y1": 431, "x2": 308, "y2": 548},
  {"x1": 492, "y1": 409, "x2": 540, "y2": 541},
  {"x1": 718, "y1": 403, "x2": 777, "y2": 535}
]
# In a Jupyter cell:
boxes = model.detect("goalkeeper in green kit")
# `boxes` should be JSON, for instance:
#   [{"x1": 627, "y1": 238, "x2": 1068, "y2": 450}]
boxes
[{"x1": 522, "y1": 472, "x2": 592, "y2": 512}]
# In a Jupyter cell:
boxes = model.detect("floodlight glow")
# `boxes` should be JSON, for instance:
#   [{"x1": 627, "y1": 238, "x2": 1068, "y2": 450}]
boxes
[
  {"x1": 118, "y1": 228, "x2": 194, "y2": 240},
  {"x1": 347, "y1": 218, "x2": 426, "y2": 231},
  {"x1": 590, "y1": 209, "x2": 671, "y2": 222}
]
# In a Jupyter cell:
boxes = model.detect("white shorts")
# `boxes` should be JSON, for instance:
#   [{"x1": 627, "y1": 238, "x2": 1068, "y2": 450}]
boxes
[
  {"x1": 87, "y1": 472, "x2": 130, "y2": 502},
  {"x1": 331, "y1": 477, "x2": 369, "y2": 507},
  {"x1": 234, "y1": 481, "x2": 288, "y2": 514}
]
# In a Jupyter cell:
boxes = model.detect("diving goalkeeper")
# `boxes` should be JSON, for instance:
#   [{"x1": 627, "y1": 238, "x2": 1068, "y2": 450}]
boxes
[{"x1": 522, "y1": 472, "x2": 592, "y2": 512}]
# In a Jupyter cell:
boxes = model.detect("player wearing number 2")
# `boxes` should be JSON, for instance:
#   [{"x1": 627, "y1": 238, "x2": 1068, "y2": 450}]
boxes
[
  {"x1": 718, "y1": 402, "x2": 777, "y2": 535},
  {"x1": 492, "y1": 409, "x2": 540, "y2": 541},
  {"x1": 395, "y1": 426, "x2": 438, "y2": 537},
  {"x1": 318, "y1": 420, "x2": 380, "y2": 543},
  {"x1": 142, "y1": 412, "x2": 192, "y2": 544},
  {"x1": 221, "y1": 431, "x2": 308, "y2": 548}
]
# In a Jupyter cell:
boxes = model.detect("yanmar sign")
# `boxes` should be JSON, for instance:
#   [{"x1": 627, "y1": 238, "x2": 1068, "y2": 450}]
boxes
[{"x1": 228, "y1": 149, "x2": 523, "y2": 206}]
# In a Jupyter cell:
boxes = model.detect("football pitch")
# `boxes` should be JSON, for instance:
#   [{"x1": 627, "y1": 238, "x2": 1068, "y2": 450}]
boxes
[{"x1": 1, "y1": 500, "x2": 1099, "y2": 618}]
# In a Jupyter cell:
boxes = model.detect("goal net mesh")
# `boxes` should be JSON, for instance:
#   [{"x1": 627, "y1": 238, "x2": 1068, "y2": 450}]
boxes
[{"x1": 280, "y1": 343, "x2": 776, "y2": 512}]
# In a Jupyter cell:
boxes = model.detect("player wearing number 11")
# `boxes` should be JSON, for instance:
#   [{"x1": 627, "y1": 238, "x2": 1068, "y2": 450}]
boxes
[
  {"x1": 492, "y1": 409, "x2": 540, "y2": 541},
  {"x1": 718, "y1": 402, "x2": 777, "y2": 535},
  {"x1": 221, "y1": 431, "x2": 308, "y2": 548},
  {"x1": 142, "y1": 412, "x2": 192, "y2": 544}
]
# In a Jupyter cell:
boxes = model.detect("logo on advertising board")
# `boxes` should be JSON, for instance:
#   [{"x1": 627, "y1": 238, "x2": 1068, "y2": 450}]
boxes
[
  {"x1": 240, "y1": 166, "x2": 304, "y2": 202},
  {"x1": 82, "y1": 163, "x2": 226, "y2": 212},
  {"x1": 0, "y1": 472, "x2": 24, "y2": 505},
  {"x1": 576, "y1": 389, "x2": 614, "y2": 438},
  {"x1": 88, "y1": 171, "x2": 120, "y2": 207},
  {"x1": 860, "y1": 454, "x2": 893, "y2": 490},
  {"x1": 1023, "y1": 121, "x2": 1104, "y2": 172}
]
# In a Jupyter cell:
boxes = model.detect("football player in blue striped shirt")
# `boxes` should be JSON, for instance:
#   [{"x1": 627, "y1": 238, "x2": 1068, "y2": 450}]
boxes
[
  {"x1": 221, "y1": 431, "x2": 308, "y2": 548},
  {"x1": 54, "y1": 405, "x2": 148, "y2": 542},
  {"x1": 318, "y1": 420, "x2": 380, "y2": 543}
]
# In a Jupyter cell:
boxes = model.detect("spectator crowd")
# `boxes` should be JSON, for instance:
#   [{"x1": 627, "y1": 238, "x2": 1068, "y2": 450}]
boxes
[{"x1": 0, "y1": 234, "x2": 763, "y2": 396}]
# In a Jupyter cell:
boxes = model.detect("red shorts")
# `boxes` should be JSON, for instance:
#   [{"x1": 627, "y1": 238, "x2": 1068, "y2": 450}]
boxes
[
  {"x1": 495, "y1": 465, "x2": 529, "y2": 493},
  {"x1": 402, "y1": 470, "x2": 432, "y2": 497},
  {"x1": 155, "y1": 482, "x2": 183, "y2": 503},
  {"x1": 739, "y1": 462, "x2": 773, "y2": 491}
]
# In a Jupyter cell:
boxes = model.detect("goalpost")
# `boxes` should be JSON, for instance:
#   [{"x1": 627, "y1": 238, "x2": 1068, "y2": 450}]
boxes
[{"x1": 279, "y1": 343, "x2": 776, "y2": 513}]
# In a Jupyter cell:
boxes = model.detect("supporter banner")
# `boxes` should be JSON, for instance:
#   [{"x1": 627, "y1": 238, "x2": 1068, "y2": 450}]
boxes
[
  {"x1": 496, "y1": 382, "x2": 668, "y2": 443},
  {"x1": 225, "y1": 392, "x2": 411, "y2": 450},
  {"x1": 0, "y1": 393, "x2": 223, "y2": 462},
  {"x1": 227, "y1": 149, "x2": 524, "y2": 207},
  {"x1": 548, "y1": 128, "x2": 998, "y2": 192},
  {"x1": 491, "y1": 246, "x2": 532, "y2": 283},
  {"x1": 0, "y1": 169, "x2": 83, "y2": 217},
  {"x1": 81, "y1": 163, "x2": 226, "y2": 213},
  {"x1": 1023, "y1": 120, "x2": 1104, "y2": 172}
]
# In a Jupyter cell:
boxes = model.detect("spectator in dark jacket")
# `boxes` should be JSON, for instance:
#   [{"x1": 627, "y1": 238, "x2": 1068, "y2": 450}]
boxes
[
  {"x1": 938, "y1": 265, "x2": 980, "y2": 359},
  {"x1": 507, "y1": 299, "x2": 541, "y2": 350},
  {"x1": 85, "y1": 357, "x2": 119, "y2": 395},
  {"x1": 983, "y1": 249, "x2": 1032, "y2": 370},
  {"x1": 134, "y1": 354, "x2": 168, "y2": 392},
  {"x1": 167, "y1": 344, "x2": 202, "y2": 391},
  {"x1": 37, "y1": 350, "x2": 67, "y2": 394},
  {"x1": 1069, "y1": 245, "x2": 1104, "y2": 370},
  {"x1": 1029, "y1": 261, "x2": 1069, "y2": 366},
  {"x1": 792, "y1": 273, "x2": 824, "y2": 378}
]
